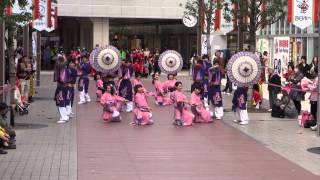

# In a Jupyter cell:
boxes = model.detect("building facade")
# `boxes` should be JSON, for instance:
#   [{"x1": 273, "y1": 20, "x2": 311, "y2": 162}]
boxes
[
  {"x1": 256, "y1": 14, "x2": 320, "y2": 68},
  {"x1": 50, "y1": 0, "x2": 198, "y2": 64}
]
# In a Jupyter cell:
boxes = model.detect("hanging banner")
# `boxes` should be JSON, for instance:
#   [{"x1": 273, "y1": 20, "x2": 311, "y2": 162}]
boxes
[
  {"x1": 33, "y1": 0, "x2": 48, "y2": 31},
  {"x1": 273, "y1": 37, "x2": 290, "y2": 75},
  {"x1": 45, "y1": 1, "x2": 56, "y2": 32},
  {"x1": 32, "y1": 32, "x2": 37, "y2": 57},
  {"x1": 219, "y1": 0, "x2": 234, "y2": 34},
  {"x1": 288, "y1": 0, "x2": 319, "y2": 29}
]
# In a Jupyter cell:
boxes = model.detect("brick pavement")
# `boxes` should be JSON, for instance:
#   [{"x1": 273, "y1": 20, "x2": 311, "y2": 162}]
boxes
[
  {"x1": 1, "y1": 71, "x2": 319, "y2": 180},
  {"x1": 77, "y1": 75, "x2": 319, "y2": 180},
  {"x1": 0, "y1": 74, "x2": 77, "y2": 180}
]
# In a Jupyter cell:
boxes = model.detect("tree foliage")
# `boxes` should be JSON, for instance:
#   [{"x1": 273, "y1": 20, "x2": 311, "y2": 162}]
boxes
[{"x1": 184, "y1": 0, "x2": 286, "y2": 50}]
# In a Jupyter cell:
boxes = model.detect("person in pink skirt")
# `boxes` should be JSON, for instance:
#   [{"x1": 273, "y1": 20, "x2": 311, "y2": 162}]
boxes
[
  {"x1": 132, "y1": 84, "x2": 153, "y2": 125},
  {"x1": 132, "y1": 72, "x2": 144, "y2": 88},
  {"x1": 190, "y1": 84, "x2": 213, "y2": 123},
  {"x1": 95, "y1": 74, "x2": 104, "y2": 101},
  {"x1": 100, "y1": 84, "x2": 128, "y2": 122},
  {"x1": 172, "y1": 82, "x2": 194, "y2": 126},
  {"x1": 163, "y1": 74, "x2": 177, "y2": 104},
  {"x1": 152, "y1": 73, "x2": 171, "y2": 106}
]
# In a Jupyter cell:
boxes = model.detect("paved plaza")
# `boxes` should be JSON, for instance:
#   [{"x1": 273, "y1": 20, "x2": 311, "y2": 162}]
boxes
[{"x1": 0, "y1": 72, "x2": 319, "y2": 180}]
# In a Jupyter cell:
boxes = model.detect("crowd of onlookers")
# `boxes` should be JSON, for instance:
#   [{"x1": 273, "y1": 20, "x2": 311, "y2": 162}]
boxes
[{"x1": 264, "y1": 55, "x2": 319, "y2": 131}]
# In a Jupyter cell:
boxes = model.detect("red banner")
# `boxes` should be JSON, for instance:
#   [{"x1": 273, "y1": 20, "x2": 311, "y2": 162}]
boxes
[
  {"x1": 314, "y1": 0, "x2": 319, "y2": 23},
  {"x1": 214, "y1": 0, "x2": 221, "y2": 30},
  {"x1": 33, "y1": 0, "x2": 40, "y2": 20},
  {"x1": 54, "y1": 6, "x2": 58, "y2": 29},
  {"x1": 287, "y1": 0, "x2": 293, "y2": 22},
  {"x1": 5, "y1": 5, "x2": 11, "y2": 16},
  {"x1": 47, "y1": 0, "x2": 52, "y2": 28}
]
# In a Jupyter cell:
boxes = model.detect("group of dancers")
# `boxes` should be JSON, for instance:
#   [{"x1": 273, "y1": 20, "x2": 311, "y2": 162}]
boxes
[{"x1": 53, "y1": 53, "x2": 250, "y2": 126}]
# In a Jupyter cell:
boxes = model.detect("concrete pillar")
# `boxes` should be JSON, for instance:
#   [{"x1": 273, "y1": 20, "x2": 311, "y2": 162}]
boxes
[
  {"x1": 307, "y1": 37, "x2": 314, "y2": 63},
  {"x1": 92, "y1": 17, "x2": 109, "y2": 48},
  {"x1": 23, "y1": 26, "x2": 30, "y2": 56}
]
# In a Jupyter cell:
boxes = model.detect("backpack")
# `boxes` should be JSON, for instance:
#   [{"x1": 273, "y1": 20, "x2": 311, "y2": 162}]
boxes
[{"x1": 298, "y1": 111, "x2": 316, "y2": 128}]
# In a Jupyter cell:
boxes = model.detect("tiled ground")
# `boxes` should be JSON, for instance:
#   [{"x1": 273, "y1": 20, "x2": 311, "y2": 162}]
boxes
[
  {"x1": 1, "y1": 71, "x2": 319, "y2": 180},
  {"x1": 0, "y1": 74, "x2": 77, "y2": 180}
]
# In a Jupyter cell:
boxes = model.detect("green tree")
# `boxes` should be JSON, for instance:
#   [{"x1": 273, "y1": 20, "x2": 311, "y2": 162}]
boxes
[
  {"x1": 0, "y1": 0, "x2": 32, "y2": 102},
  {"x1": 184, "y1": 0, "x2": 286, "y2": 52},
  {"x1": 184, "y1": 0, "x2": 219, "y2": 58},
  {"x1": 230, "y1": 0, "x2": 286, "y2": 51}
]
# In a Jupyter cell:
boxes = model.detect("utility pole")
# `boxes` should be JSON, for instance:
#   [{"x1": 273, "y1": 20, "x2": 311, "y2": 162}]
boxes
[
  {"x1": 197, "y1": 0, "x2": 204, "y2": 56},
  {"x1": 0, "y1": 21, "x2": 4, "y2": 101},
  {"x1": 23, "y1": 26, "x2": 30, "y2": 56},
  {"x1": 36, "y1": 32, "x2": 41, "y2": 86},
  {"x1": 317, "y1": 26, "x2": 320, "y2": 136}
]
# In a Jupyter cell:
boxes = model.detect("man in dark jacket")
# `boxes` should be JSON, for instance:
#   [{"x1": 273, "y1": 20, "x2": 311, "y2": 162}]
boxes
[{"x1": 268, "y1": 68, "x2": 281, "y2": 111}]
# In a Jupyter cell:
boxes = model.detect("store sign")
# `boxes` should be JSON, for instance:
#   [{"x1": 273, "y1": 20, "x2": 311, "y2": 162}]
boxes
[
  {"x1": 273, "y1": 37, "x2": 290, "y2": 75},
  {"x1": 288, "y1": 0, "x2": 319, "y2": 29},
  {"x1": 33, "y1": 0, "x2": 48, "y2": 31}
]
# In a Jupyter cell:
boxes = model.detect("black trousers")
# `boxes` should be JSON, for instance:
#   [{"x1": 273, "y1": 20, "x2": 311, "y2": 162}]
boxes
[
  {"x1": 223, "y1": 76, "x2": 232, "y2": 93},
  {"x1": 293, "y1": 100, "x2": 301, "y2": 115},
  {"x1": 310, "y1": 101, "x2": 317, "y2": 123}
]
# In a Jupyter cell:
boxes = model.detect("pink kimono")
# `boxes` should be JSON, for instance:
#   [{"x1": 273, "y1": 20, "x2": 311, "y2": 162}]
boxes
[
  {"x1": 153, "y1": 79, "x2": 171, "y2": 106},
  {"x1": 172, "y1": 90, "x2": 194, "y2": 126},
  {"x1": 190, "y1": 92, "x2": 213, "y2": 123},
  {"x1": 100, "y1": 92, "x2": 126, "y2": 122},
  {"x1": 133, "y1": 92, "x2": 153, "y2": 125},
  {"x1": 132, "y1": 78, "x2": 143, "y2": 87},
  {"x1": 163, "y1": 79, "x2": 176, "y2": 104},
  {"x1": 96, "y1": 79, "x2": 104, "y2": 99}
]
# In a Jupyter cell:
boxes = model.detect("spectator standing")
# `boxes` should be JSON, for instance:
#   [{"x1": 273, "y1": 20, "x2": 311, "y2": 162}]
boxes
[
  {"x1": 267, "y1": 68, "x2": 281, "y2": 112},
  {"x1": 17, "y1": 56, "x2": 32, "y2": 103},
  {"x1": 307, "y1": 69, "x2": 318, "y2": 131},
  {"x1": 309, "y1": 56, "x2": 318, "y2": 79},
  {"x1": 42, "y1": 46, "x2": 52, "y2": 70},
  {"x1": 288, "y1": 65, "x2": 304, "y2": 114},
  {"x1": 153, "y1": 49, "x2": 161, "y2": 74},
  {"x1": 298, "y1": 56, "x2": 310, "y2": 77}
]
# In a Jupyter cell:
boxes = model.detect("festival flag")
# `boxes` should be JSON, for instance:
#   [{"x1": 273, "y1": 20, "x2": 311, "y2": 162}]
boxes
[
  {"x1": 214, "y1": 0, "x2": 221, "y2": 31},
  {"x1": 288, "y1": 0, "x2": 319, "y2": 29},
  {"x1": 33, "y1": 0, "x2": 40, "y2": 20},
  {"x1": 47, "y1": 0, "x2": 52, "y2": 27},
  {"x1": 5, "y1": 4, "x2": 12, "y2": 16},
  {"x1": 54, "y1": 6, "x2": 58, "y2": 29}
]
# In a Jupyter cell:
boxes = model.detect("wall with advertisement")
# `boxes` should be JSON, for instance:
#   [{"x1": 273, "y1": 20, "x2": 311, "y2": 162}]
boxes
[{"x1": 273, "y1": 37, "x2": 290, "y2": 75}]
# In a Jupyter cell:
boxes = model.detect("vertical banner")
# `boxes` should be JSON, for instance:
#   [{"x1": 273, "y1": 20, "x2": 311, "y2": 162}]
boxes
[
  {"x1": 33, "y1": 0, "x2": 48, "y2": 31},
  {"x1": 47, "y1": 0, "x2": 52, "y2": 28},
  {"x1": 45, "y1": 1, "x2": 56, "y2": 32},
  {"x1": 219, "y1": 0, "x2": 234, "y2": 34},
  {"x1": 201, "y1": 35, "x2": 208, "y2": 55},
  {"x1": 274, "y1": 37, "x2": 290, "y2": 75},
  {"x1": 288, "y1": 0, "x2": 318, "y2": 29},
  {"x1": 32, "y1": 32, "x2": 37, "y2": 57},
  {"x1": 33, "y1": 0, "x2": 40, "y2": 20}
]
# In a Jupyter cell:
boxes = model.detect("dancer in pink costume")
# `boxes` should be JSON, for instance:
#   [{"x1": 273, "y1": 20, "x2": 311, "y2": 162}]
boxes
[
  {"x1": 190, "y1": 84, "x2": 213, "y2": 123},
  {"x1": 132, "y1": 84, "x2": 153, "y2": 125},
  {"x1": 172, "y1": 82, "x2": 194, "y2": 126},
  {"x1": 163, "y1": 74, "x2": 177, "y2": 104},
  {"x1": 152, "y1": 73, "x2": 171, "y2": 106},
  {"x1": 132, "y1": 72, "x2": 144, "y2": 87},
  {"x1": 100, "y1": 84, "x2": 127, "y2": 122},
  {"x1": 95, "y1": 74, "x2": 104, "y2": 101}
]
